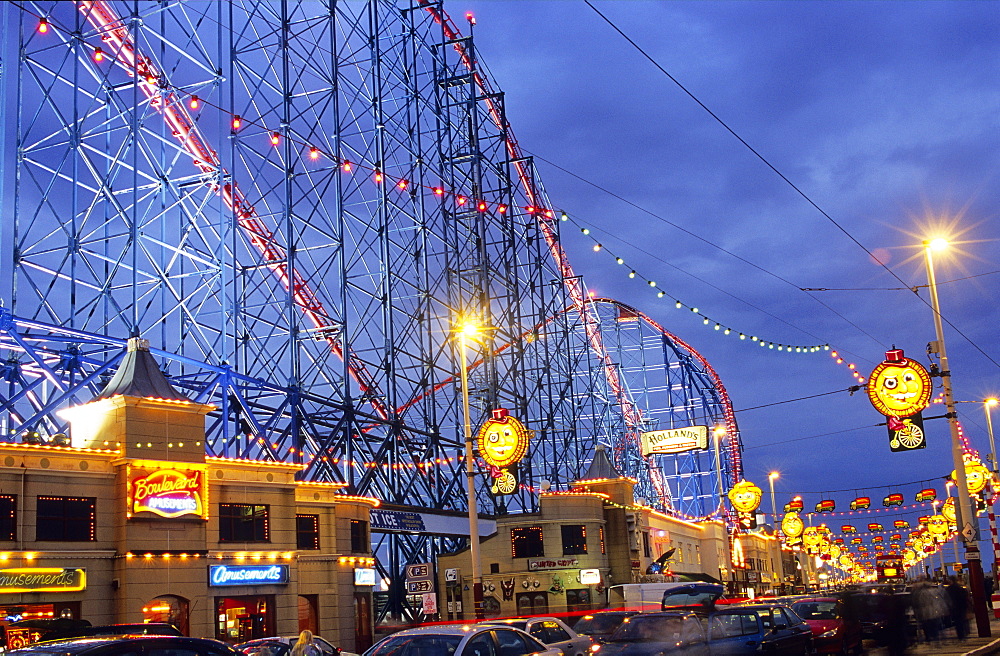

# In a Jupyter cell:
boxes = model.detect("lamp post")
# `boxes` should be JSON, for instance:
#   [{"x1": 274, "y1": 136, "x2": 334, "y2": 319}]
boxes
[
  {"x1": 985, "y1": 398, "x2": 1000, "y2": 583},
  {"x1": 713, "y1": 425, "x2": 732, "y2": 593},
  {"x1": 768, "y1": 472, "x2": 779, "y2": 525},
  {"x1": 457, "y1": 321, "x2": 484, "y2": 619},
  {"x1": 923, "y1": 238, "x2": 991, "y2": 636}
]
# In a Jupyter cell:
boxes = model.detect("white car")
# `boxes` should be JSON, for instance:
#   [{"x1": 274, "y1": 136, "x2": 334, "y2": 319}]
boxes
[
  {"x1": 363, "y1": 624, "x2": 561, "y2": 656},
  {"x1": 237, "y1": 636, "x2": 340, "y2": 656},
  {"x1": 479, "y1": 618, "x2": 592, "y2": 656}
]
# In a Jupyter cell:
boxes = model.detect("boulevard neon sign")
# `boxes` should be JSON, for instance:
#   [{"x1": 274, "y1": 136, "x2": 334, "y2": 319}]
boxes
[
  {"x1": 0, "y1": 568, "x2": 86, "y2": 593},
  {"x1": 128, "y1": 466, "x2": 207, "y2": 519},
  {"x1": 209, "y1": 564, "x2": 289, "y2": 586}
]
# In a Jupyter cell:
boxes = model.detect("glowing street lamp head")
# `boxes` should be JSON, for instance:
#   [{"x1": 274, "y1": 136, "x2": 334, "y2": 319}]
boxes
[
  {"x1": 986, "y1": 398, "x2": 999, "y2": 407},
  {"x1": 458, "y1": 321, "x2": 480, "y2": 339},
  {"x1": 769, "y1": 472, "x2": 780, "y2": 481},
  {"x1": 713, "y1": 425, "x2": 727, "y2": 438},
  {"x1": 925, "y1": 237, "x2": 949, "y2": 252}
]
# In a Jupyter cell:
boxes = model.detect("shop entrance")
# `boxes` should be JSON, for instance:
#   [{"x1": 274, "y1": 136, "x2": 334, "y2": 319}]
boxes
[
  {"x1": 142, "y1": 595, "x2": 189, "y2": 636},
  {"x1": 215, "y1": 595, "x2": 274, "y2": 643},
  {"x1": 354, "y1": 592, "x2": 373, "y2": 652},
  {"x1": 1, "y1": 602, "x2": 83, "y2": 649}
]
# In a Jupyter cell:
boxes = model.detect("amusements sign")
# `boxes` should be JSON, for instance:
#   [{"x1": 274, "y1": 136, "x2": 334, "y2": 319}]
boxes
[
  {"x1": 640, "y1": 426, "x2": 708, "y2": 456},
  {"x1": 127, "y1": 465, "x2": 207, "y2": 519}
]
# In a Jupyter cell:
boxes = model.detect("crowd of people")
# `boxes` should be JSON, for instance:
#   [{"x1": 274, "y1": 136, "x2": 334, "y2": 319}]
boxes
[{"x1": 867, "y1": 577, "x2": 973, "y2": 656}]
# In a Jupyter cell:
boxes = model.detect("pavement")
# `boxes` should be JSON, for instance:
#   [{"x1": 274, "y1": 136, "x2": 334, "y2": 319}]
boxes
[{"x1": 866, "y1": 617, "x2": 1000, "y2": 656}]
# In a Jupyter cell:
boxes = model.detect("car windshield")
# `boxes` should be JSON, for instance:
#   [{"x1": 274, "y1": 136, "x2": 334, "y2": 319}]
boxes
[
  {"x1": 367, "y1": 634, "x2": 462, "y2": 656},
  {"x1": 611, "y1": 616, "x2": 684, "y2": 642},
  {"x1": 661, "y1": 590, "x2": 718, "y2": 611},
  {"x1": 239, "y1": 643, "x2": 289, "y2": 656},
  {"x1": 574, "y1": 615, "x2": 629, "y2": 635},
  {"x1": 490, "y1": 622, "x2": 527, "y2": 632},
  {"x1": 792, "y1": 601, "x2": 840, "y2": 621}
]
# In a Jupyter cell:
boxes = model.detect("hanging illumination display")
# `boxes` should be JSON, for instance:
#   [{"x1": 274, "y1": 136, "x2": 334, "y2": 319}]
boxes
[
  {"x1": 784, "y1": 498, "x2": 804, "y2": 513},
  {"x1": 915, "y1": 488, "x2": 937, "y2": 502},
  {"x1": 882, "y1": 493, "x2": 904, "y2": 507},
  {"x1": 867, "y1": 348, "x2": 931, "y2": 452},
  {"x1": 781, "y1": 512, "x2": 804, "y2": 546},
  {"x1": 477, "y1": 409, "x2": 532, "y2": 496},
  {"x1": 728, "y1": 480, "x2": 763, "y2": 530},
  {"x1": 953, "y1": 455, "x2": 991, "y2": 497},
  {"x1": 926, "y1": 515, "x2": 950, "y2": 543},
  {"x1": 850, "y1": 497, "x2": 871, "y2": 510},
  {"x1": 802, "y1": 527, "x2": 822, "y2": 555},
  {"x1": 815, "y1": 499, "x2": 836, "y2": 513}
]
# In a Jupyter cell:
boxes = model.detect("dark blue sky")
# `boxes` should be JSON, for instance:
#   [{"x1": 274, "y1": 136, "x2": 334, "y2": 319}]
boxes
[{"x1": 463, "y1": 1, "x2": 1000, "y2": 524}]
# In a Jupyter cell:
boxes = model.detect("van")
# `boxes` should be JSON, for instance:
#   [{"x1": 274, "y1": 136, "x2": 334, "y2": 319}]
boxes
[{"x1": 607, "y1": 582, "x2": 695, "y2": 611}]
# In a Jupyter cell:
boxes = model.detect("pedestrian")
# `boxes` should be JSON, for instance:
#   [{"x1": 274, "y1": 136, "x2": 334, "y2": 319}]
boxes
[
  {"x1": 912, "y1": 580, "x2": 947, "y2": 643},
  {"x1": 945, "y1": 577, "x2": 971, "y2": 641},
  {"x1": 880, "y1": 592, "x2": 912, "y2": 656},
  {"x1": 290, "y1": 631, "x2": 321, "y2": 656}
]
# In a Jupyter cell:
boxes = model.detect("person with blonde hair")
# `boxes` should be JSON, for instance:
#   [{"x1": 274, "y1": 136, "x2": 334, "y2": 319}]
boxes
[{"x1": 290, "y1": 630, "x2": 320, "y2": 656}]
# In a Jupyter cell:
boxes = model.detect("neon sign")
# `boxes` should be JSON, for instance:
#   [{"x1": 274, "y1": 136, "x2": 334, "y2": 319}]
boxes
[
  {"x1": 477, "y1": 409, "x2": 532, "y2": 496},
  {"x1": 128, "y1": 466, "x2": 207, "y2": 519},
  {"x1": 209, "y1": 564, "x2": 289, "y2": 586},
  {"x1": 0, "y1": 568, "x2": 86, "y2": 593}
]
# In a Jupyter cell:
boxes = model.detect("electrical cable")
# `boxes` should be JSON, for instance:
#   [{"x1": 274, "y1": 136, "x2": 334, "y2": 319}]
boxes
[
  {"x1": 736, "y1": 386, "x2": 862, "y2": 413},
  {"x1": 584, "y1": 1, "x2": 1000, "y2": 370}
]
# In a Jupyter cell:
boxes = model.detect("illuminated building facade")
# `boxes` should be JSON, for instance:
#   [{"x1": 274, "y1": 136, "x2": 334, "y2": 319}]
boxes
[{"x1": 0, "y1": 340, "x2": 376, "y2": 651}]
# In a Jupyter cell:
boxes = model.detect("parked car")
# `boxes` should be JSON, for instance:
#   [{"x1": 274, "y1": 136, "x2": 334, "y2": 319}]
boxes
[
  {"x1": 7, "y1": 635, "x2": 242, "y2": 656},
  {"x1": 790, "y1": 597, "x2": 863, "y2": 655},
  {"x1": 572, "y1": 612, "x2": 638, "y2": 646},
  {"x1": 591, "y1": 611, "x2": 709, "y2": 656},
  {"x1": 362, "y1": 625, "x2": 561, "y2": 656},
  {"x1": 708, "y1": 604, "x2": 812, "y2": 656},
  {"x1": 660, "y1": 584, "x2": 725, "y2": 614},
  {"x1": 237, "y1": 636, "x2": 340, "y2": 656},
  {"x1": 480, "y1": 618, "x2": 591, "y2": 656}
]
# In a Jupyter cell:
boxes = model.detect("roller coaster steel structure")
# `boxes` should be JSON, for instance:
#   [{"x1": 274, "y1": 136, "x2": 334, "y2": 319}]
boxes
[{"x1": 0, "y1": 0, "x2": 742, "y2": 619}]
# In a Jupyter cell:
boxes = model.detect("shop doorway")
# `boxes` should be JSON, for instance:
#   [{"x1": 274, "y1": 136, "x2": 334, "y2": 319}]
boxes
[
  {"x1": 297, "y1": 595, "x2": 317, "y2": 634},
  {"x1": 1, "y1": 602, "x2": 83, "y2": 649},
  {"x1": 215, "y1": 595, "x2": 274, "y2": 643},
  {"x1": 141, "y1": 595, "x2": 189, "y2": 636},
  {"x1": 515, "y1": 592, "x2": 548, "y2": 616},
  {"x1": 354, "y1": 592, "x2": 373, "y2": 652}
]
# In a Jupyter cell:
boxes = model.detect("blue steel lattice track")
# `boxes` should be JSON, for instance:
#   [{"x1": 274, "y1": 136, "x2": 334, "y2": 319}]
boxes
[{"x1": 0, "y1": 0, "x2": 742, "y2": 619}]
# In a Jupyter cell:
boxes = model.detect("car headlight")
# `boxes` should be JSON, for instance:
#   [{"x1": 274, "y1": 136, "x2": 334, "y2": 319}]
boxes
[
  {"x1": 819, "y1": 629, "x2": 839, "y2": 638},
  {"x1": 590, "y1": 645, "x2": 600, "y2": 653}
]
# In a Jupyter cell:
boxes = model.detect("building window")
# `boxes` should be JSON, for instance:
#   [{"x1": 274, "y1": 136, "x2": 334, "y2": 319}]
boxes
[
  {"x1": 296, "y1": 514, "x2": 320, "y2": 550},
  {"x1": 36, "y1": 496, "x2": 96, "y2": 541},
  {"x1": 599, "y1": 526, "x2": 606, "y2": 554},
  {"x1": 642, "y1": 531, "x2": 651, "y2": 558},
  {"x1": 350, "y1": 519, "x2": 369, "y2": 553},
  {"x1": 511, "y1": 526, "x2": 544, "y2": 558},
  {"x1": 561, "y1": 525, "x2": 587, "y2": 555},
  {"x1": 219, "y1": 503, "x2": 269, "y2": 542},
  {"x1": 0, "y1": 496, "x2": 15, "y2": 541},
  {"x1": 566, "y1": 588, "x2": 591, "y2": 612}
]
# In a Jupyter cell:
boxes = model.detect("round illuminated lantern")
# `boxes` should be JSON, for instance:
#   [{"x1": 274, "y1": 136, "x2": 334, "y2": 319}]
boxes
[
  {"x1": 728, "y1": 480, "x2": 763, "y2": 514},
  {"x1": 781, "y1": 512, "x2": 804, "y2": 540},
  {"x1": 953, "y1": 456, "x2": 991, "y2": 496},
  {"x1": 477, "y1": 408, "x2": 530, "y2": 470},
  {"x1": 926, "y1": 515, "x2": 949, "y2": 542},
  {"x1": 941, "y1": 497, "x2": 957, "y2": 524},
  {"x1": 866, "y1": 348, "x2": 932, "y2": 418}
]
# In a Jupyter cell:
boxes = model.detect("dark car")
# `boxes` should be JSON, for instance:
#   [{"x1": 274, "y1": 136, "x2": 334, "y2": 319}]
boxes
[
  {"x1": 660, "y1": 584, "x2": 725, "y2": 615},
  {"x1": 237, "y1": 636, "x2": 340, "y2": 656},
  {"x1": 790, "y1": 597, "x2": 862, "y2": 655},
  {"x1": 708, "y1": 605, "x2": 812, "y2": 656},
  {"x1": 572, "y1": 612, "x2": 638, "y2": 646},
  {"x1": 592, "y1": 611, "x2": 709, "y2": 656},
  {"x1": 478, "y1": 618, "x2": 592, "y2": 656},
  {"x1": 7, "y1": 635, "x2": 243, "y2": 656}
]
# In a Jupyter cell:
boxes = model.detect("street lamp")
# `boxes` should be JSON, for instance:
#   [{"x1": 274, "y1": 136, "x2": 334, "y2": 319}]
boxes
[
  {"x1": 768, "y1": 472, "x2": 779, "y2": 525},
  {"x1": 713, "y1": 425, "x2": 732, "y2": 592},
  {"x1": 456, "y1": 320, "x2": 484, "y2": 619},
  {"x1": 923, "y1": 238, "x2": 991, "y2": 636},
  {"x1": 985, "y1": 398, "x2": 999, "y2": 577}
]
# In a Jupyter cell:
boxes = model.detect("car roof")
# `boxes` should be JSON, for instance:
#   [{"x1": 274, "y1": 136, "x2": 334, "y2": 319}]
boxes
[
  {"x1": 11, "y1": 636, "x2": 234, "y2": 654},
  {"x1": 379, "y1": 625, "x2": 495, "y2": 637},
  {"x1": 624, "y1": 611, "x2": 697, "y2": 619}
]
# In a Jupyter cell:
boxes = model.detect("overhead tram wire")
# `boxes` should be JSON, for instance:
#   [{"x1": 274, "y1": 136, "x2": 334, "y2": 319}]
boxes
[
  {"x1": 742, "y1": 423, "x2": 881, "y2": 450},
  {"x1": 803, "y1": 269, "x2": 1000, "y2": 291},
  {"x1": 584, "y1": 1, "x2": 1000, "y2": 370},
  {"x1": 735, "y1": 386, "x2": 863, "y2": 413}
]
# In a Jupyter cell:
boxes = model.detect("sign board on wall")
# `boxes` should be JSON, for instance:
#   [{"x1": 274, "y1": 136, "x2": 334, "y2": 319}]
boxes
[
  {"x1": 354, "y1": 568, "x2": 377, "y2": 586},
  {"x1": 640, "y1": 426, "x2": 708, "y2": 456},
  {"x1": 579, "y1": 569, "x2": 601, "y2": 585},
  {"x1": 0, "y1": 568, "x2": 86, "y2": 593},
  {"x1": 208, "y1": 564, "x2": 289, "y2": 586},
  {"x1": 527, "y1": 558, "x2": 579, "y2": 571},
  {"x1": 370, "y1": 509, "x2": 426, "y2": 532},
  {"x1": 127, "y1": 464, "x2": 207, "y2": 519}
]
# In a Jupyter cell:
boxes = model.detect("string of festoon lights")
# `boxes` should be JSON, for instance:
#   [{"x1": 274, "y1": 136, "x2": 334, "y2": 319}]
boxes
[{"x1": 31, "y1": 13, "x2": 846, "y2": 361}]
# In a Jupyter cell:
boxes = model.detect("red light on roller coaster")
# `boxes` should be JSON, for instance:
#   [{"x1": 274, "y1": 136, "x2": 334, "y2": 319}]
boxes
[
  {"x1": 374, "y1": 171, "x2": 383, "y2": 183},
  {"x1": 232, "y1": 116, "x2": 242, "y2": 130},
  {"x1": 497, "y1": 204, "x2": 508, "y2": 214},
  {"x1": 309, "y1": 147, "x2": 320, "y2": 160},
  {"x1": 38, "y1": 18, "x2": 48, "y2": 34},
  {"x1": 525, "y1": 206, "x2": 535, "y2": 213},
  {"x1": 466, "y1": 12, "x2": 476, "y2": 25},
  {"x1": 270, "y1": 132, "x2": 280, "y2": 146},
  {"x1": 477, "y1": 201, "x2": 487, "y2": 212},
  {"x1": 433, "y1": 187, "x2": 444, "y2": 196},
  {"x1": 342, "y1": 161, "x2": 352, "y2": 172},
  {"x1": 93, "y1": 47, "x2": 104, "y2": 62},
  {"x1": 397, "y1": 179, "x2": 408, "y2": 190},
  {"x1": 456, "y1": 196, "x2": 467, "y2": 206},
  {"x1": 189, "y1": 96, "x2": 199, "y2": 110},
  {"x1": 545, "y1": 210, "x2": 553, "y2": 218}
]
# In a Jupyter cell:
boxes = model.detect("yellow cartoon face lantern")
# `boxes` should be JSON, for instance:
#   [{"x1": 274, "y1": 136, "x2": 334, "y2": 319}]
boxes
[
  {"x1": 941, "y1": 497, "x2": 957, "y2": 525},
  {"x1": 953, "y1": 456, "x2": 991, "y2": 496},
  {"x1": 476, "y1": 409, "x2": 531, "y2": 495},
  {"x1": 781, "y1": 512, "x2": 804, "y2": 542},
  {"x1": 802, "y1": 527, "x2": 822, "y2": 552},
  {"x1": 926, "y1": 515, "x2": 950, "y2": 542},
  {"x1": 728, "y1": 480, "x2": 763, "y2": 514},
  {"x1": 867, "y1": 349, "x2": 932, "y2": 418}
]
